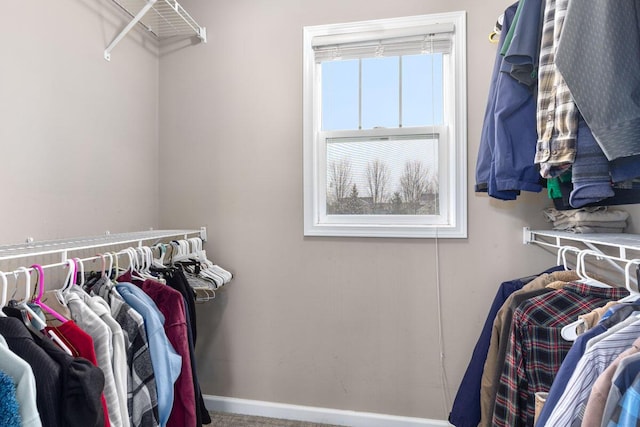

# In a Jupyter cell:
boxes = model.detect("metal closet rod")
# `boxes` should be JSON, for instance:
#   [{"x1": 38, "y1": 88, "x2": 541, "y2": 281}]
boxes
[
  {"x1": 0, "y1": 228, "x2": 207, "y2": 264},
  {"x1": 4, "y1": 248, "x2": 149, "y2": 278}
]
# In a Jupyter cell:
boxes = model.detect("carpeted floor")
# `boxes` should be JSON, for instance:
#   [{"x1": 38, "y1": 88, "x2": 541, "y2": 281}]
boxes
[{"x1": 208, "y1": 412, "x2": 346, "y2": 426}]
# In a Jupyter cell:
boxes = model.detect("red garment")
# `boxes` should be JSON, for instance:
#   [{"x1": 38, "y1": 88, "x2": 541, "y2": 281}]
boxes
[
  {"x1": 119, "y1": 272, "x2": 197, "y2": 427},
  {"x1": 47, "y1": 320, "x2": 111, "y2": 427}
]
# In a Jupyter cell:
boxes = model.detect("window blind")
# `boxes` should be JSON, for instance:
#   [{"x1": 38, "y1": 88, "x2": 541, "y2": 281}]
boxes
[{"x1": 312, "y1": 23, "x2": 454, "y2": 62}]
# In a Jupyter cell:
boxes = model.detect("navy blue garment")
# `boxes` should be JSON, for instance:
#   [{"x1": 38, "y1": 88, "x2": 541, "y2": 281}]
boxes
[
  {"x1": 491, "y1": 15, "x2": 542, "y2": 195},
  {"x1": 449, "y1": 265, "x2": 564, "y2": 427},
  {"x1": 475, "y1": 2, "x2": 519, "y2": 200},
  {"x1": 551, "y1": 177, "x2": 640, "y2": 210},
  {"x1": 476, "y1": 2, "x2": 541, "y2": 199},
  {"x1": 503, "y1": 0, "x2": 544, "y2": 85}
]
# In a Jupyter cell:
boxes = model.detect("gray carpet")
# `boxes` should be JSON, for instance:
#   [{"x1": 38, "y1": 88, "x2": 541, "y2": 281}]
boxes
[{"x1": 208, "y1": 412, "x2": 346, "y2": 426}]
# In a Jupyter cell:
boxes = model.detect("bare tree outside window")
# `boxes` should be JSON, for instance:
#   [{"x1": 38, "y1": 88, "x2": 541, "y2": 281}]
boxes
[
  {"x1": 365, "y1": 159, "x2": 390, "y2": 214},
  {"x1": 400, "y1": 160, "x2": 429, "y2": 214},
  {"x1": 329, "y1": 159, "x2": 353, "y2": 204}
]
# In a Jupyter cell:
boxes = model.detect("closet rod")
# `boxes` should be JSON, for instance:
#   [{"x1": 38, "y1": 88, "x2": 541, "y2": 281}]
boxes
[{"x1": 0, "y1": 228, "x2": 207, "y2": 263}]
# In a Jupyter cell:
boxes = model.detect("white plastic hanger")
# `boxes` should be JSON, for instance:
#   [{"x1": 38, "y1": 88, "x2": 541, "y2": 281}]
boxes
[
  {"x1": 558, "y1": 245, "x2": 582, "y2": 270},
  {"x1": 576, "y1": 249, "x2": 611, "y2": 288},
  {"x1": 152, "y1": 243, "x2": 167, "y2": 269},
  {"x1": 561, "y1": 249, "x2": 611, "y2": 341},
  {"x1": 60, "y1": 259, "x2": 77, "y2": 295},
  {"x1": 74, "y1": 258, "x2": 85, "y2": 287},
  {"x1": 622, "y1": 258, "x2": 640, "y2": 301}
]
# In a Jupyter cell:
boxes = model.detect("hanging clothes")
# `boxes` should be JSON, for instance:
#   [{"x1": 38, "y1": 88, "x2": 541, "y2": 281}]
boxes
[
  {"x1": 44, "y1": 320, "x2": 110, "y2": 427},
  {"x1": 492, "y1": 283, "x2": 629, "y2": 427},
  {"x1": 33, "y1": 328, "x2": 106, "y2": 427},
  {"x1": 0, "y1": 369, "x2": 21, "y2": 427},
  {"x1": 118, "y1": 271, "x2": 197, "y2": 427},
  {"x1": 603, "y1": 353, "x2": 640, "y2": 425},
  {"x1": 153, "y1": 266, "x2": 212, "y2": 426},
  {"x1": 64, "y1": 291, "x2": 123, "y2": 427},
  {"x1": 0, "y1": 316, "x2": 63, "y2": 427},
  {"x1": 544, "y1": 321, "x2": 640, "y2": 426},
  {"x1": 477, "y1": 0, "x2": 640, "y2": 207},
  {"x1": 0, "y1": 233, "x2": 222, "y2": 427},
  {"x1": 479, "y1": 269, "x2": 579, "y2": 427},
  {"x1": 449, "y1": 265, "x2": 564, "y2": 427},
  {"x1": 70, "y1": 287, "x2": 129, "y2": 426},
  {"x1": 115, "y1": 282, "x2": 182, "y2": 427},
  {"x1": 555, "y1": 0, "x2": 640, "y2": 162},
  {"x1": 475, "y1": 2, "x2": 542, "y2": 200},
  {"x1": 90, "y1": 276, "x2": 160, "y2": 427},
  {"x1": 535, "y1": 303, "x2": 640, "y2": 426},
  {"x1": 0, "y1": 334, "x2": 41, "y2": 427}
]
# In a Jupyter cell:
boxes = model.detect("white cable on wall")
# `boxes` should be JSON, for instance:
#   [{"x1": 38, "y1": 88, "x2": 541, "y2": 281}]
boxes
[
  {"x1": 429, "y1": 33, "x2": 451, "y2": 415},
  {"x1": 434, "y1": 230, "x2": 452, "y2": 415}
]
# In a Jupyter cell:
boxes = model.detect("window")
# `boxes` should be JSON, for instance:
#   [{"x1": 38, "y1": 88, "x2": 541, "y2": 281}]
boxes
[{"x1": 303, "y1": 12, "x2": 467, "y2": 238}]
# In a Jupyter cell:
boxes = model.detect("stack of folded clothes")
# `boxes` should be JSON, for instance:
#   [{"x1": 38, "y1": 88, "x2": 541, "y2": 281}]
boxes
[{"x1": 543, "y1": 206, "x2": 629, "y2": 233}]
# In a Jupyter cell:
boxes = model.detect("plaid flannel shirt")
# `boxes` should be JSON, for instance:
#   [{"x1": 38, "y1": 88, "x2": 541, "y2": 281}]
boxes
[
  {"x1": 94, "y1": 278, "x2": 161, "y2": 427},
  {"x1": 492, "y1": 283, "x2": 629, "y2": 427},
  {"x1": 535, "y1": 0, "x2": 579, "y2": 178}
]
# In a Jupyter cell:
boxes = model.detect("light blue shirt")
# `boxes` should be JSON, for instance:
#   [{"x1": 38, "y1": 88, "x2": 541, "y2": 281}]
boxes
[{"x1": 116, "y1": 283, "x2": 182, "y2": 427}]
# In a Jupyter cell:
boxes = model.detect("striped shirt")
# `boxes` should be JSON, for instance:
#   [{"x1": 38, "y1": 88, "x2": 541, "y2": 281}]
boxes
[{"x1": 544, "y1": 322, "x2": 640, "y2": 426}]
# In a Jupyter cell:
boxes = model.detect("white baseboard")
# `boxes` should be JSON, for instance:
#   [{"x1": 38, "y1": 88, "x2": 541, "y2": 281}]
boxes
[{"x1": 203, "y1": 394, "x2": 453, "y2": 427}]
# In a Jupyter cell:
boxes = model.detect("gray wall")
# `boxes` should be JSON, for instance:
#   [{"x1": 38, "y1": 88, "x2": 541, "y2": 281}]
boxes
[
  {"x1": 0, "y1": 0, "x2": 161, "y2": 242},
  {"x1": 3, "y1": 0, "x2": 638, "y2": 423},
  {"x1": 158, "y1": 0, "x2": 558, "y2": 420}
]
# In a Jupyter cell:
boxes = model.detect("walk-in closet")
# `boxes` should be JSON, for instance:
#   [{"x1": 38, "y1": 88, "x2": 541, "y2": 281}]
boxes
[{"x1": 2, "y1": 0, "x2": 639, "y2": 426}]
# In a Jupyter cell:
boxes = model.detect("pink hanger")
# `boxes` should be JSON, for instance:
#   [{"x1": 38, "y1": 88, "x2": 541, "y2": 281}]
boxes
[{"x1": 31, "y1": 264, "x2": 68, "y2": 323}]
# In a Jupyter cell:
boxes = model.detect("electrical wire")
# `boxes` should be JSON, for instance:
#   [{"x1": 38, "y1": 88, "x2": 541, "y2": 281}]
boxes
[{"x1": 429, "y1": 32, "x2": 451, "y2": 415}]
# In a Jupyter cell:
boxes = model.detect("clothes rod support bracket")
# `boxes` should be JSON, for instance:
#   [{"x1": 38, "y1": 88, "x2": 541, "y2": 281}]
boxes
[{"x1": 104, "y1": 0, "x2": 158, "y2": 61}]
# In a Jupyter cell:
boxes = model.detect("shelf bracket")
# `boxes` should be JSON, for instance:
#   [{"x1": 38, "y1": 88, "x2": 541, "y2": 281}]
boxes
[{"x1": 105, "y1": 0, "x2": 158, "y2": 61}]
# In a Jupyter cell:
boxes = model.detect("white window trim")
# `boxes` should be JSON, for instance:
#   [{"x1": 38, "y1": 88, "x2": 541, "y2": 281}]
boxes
[{"x1": 303, "y1": 11, "x2": 467, "y2": 239}]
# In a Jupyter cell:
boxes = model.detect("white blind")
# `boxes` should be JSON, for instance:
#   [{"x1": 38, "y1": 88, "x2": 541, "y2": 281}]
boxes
[{"x1": 313, "y1": 23, "x2": 454, "y2": 62}]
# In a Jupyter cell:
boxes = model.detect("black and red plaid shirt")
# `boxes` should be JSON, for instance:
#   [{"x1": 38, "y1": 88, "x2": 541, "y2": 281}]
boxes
[{"x1": 492, "y1": 282, "x2": 629, "y2": 427}]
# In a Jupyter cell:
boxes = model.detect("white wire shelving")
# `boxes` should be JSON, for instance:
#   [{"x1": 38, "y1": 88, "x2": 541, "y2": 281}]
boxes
[
  {"x1": 523, "y1": 228, "x2": 640, "y2": 260},
  {"x1": 105, "y1": 0, "x2": 207, "y2": 61},
  {"x1": 0, "y1": 228, "x2": 207, "y2": 265},
  {"x1": 523, "y1": 227, "x2": 640, "y2": 284}
]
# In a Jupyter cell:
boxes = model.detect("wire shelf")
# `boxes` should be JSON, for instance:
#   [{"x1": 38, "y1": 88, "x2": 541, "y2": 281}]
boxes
[
  {"x1": 105, "y1": 0, "x2": 206, "y2": 60},
  {"x1": 112, "y1": 0, "x2": 205, "y2": 39},
  {"x1": 0, "y1": 229, "x2": 206, "y2": 262}
]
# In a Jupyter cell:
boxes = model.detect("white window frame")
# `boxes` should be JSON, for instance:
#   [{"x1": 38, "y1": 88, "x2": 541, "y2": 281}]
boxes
[{"x1": 303, "y1": 11, "x2": 467, "y2": 238}]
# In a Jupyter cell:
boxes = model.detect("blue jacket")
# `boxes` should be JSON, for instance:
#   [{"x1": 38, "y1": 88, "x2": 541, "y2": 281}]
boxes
[{"x1": 116, "y1": 283, "x2": 182, "y2": 427}]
